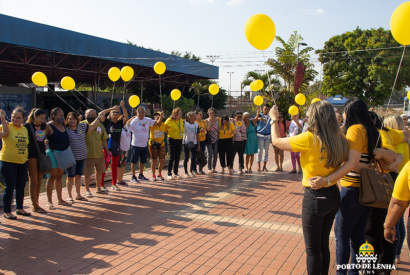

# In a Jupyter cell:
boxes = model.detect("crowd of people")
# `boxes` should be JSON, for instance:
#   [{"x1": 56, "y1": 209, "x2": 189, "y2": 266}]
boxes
[{"x1": 3, "y1": 97, "x2": 410, "y2": 275}]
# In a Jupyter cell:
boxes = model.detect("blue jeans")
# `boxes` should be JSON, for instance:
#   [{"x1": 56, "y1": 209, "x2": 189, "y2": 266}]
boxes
[
  {"x1": 257, "y1": 137, "x2": 270, "y2": 163},
  {"x1": 336, "y1": 186, "x2": 372, "y2": 275},
  {"x1": 395, "y1": 216, "x2": 405, "y2": 257},
  {"x1": 66, "y1": 159, "x2": 86, "y2": 178},
  {"x1": 1, "y1": 160, "x2": 28, "y2": 213}
]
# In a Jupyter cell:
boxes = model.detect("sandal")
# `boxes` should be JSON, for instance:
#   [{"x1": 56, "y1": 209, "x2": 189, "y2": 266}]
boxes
[
  {"x1": 288, "y1": 170, "x2": 297, "y2": 174},
  {"x1": 95, "y1": 189, "x2": 107, "y2": 194},
  {"x1": 33, "y1": 207, "x2": 47, "y2": 214},
  {"x1": 47, "y1": 203, "x2": 55, "y2": 210},
  {"x1": 263, "y1": 167, "x2": 268, "y2": 172},
  {"x1": 16, "y1": 210, "x2": 31, "y2": 216},
  {"x1": 58, "y1": 201, "x2": 71, "y2": 206},
  {"x1": 66, "y1": 198, "x2": 74, "y2": 203},
  {"x1": 75, "y1": 197, "x2": 88, "y2": 201},
  {"x1": 3, "y1": 213, "x2": 17, "y2": 220},
  {"x1": 85, "y1": 192, "x2": 92, "y2": 197}
]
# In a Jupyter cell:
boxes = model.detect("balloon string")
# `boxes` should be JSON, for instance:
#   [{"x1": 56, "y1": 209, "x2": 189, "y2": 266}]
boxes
[
  {"x1": 211, "y1": 95, "x2": 214, "y2": 108},
  {"x1": 123, "y1": 82, "x2": 125, "y2": 101},
  {"x1": 262, "y1": 51, "x2": 276, "y2": 105},
  {"x1": 73, "y1": 89, "x2": 103, "y2": 111},
  {"x1": 375, "y1": 46, "x2": 406, "y2": 150},
  {"x1": 159, "y1": 76, "x2": 163, "y2": 110},
  {"x1": 110, "y1": 82, "x2": 116, "y2": 108},
  {"x1": 173, "y1": 100, "x2": 175, "y2": 108},
  {"x1": 46, "y1": 85, "x2": 78, "y2": 113},
  {"x1": 69, "y1": 90, "x2": 88, "y2": 108}
]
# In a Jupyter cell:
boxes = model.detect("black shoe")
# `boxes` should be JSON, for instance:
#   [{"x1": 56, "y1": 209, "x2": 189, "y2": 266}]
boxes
[
  {"x1": 131, "y1": 175, "x2": 139, "y2": 183},
  {"x1": 16, "y1": 211, "x2": 31, "y2": 216},
  {"x1": 138, "y1": 174, "x2": 149, "y2": 181},
  {"x1": 4, "y1": 213, "x2": 17, "y2": 220}
]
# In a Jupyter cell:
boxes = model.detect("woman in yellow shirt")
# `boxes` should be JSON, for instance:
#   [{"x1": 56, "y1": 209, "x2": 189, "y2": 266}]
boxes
[
  {"x1": 195, "y1": 110, "x2": 207, "y2": 175},
  {"x1": 383, "y1": 115, "x2": 409, "y2": 264},
  {"x1": 309, "y1": 98, "x2": 396, "y2": 275},
  {"x1": 149, "y1": 111, "x2": 166, "y2": 181},
  {"x1": 0, "y1": 107, "x2": 31, "y2": 220},
  {"x1": 164, "y1": 108, "x2": 183, "y2": 179},
  {"x1": 270, "y1": 101, "x2": 349, "y2": 275},
  {"x1": 218, "y1": 115, "x2": 236, "y2": 174}
]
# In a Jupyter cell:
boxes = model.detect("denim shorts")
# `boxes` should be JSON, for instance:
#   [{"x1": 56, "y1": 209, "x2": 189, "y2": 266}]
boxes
[
  {"x1": 131, "y1": 146, "x2": 148, "y2": 164},
  {"x1": 66, "y1": 159, "x2": 86, "y2": 177}
]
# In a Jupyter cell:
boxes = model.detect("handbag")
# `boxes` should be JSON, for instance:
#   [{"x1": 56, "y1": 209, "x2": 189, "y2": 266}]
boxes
[
  {"x1": 186, "y1": 142, "x2": 196, "y2": 150},
  {"x1": 196, "y1": 150, "x2": 207, "y2": 169},
  {"x1": 108, "y1": 137, "x2": 121, "y2": 157},
  {"x1": 359, "y1": 159, "x2": 394, "y2": 209},
  {"x1": 151, "y1": 140, "x2": 163, "y2": 149},
  {"x1": 52, "y1": 146, "x2": 76, "y2": 170},
  {"x1": 29, "y1": 123, "x2": 52, "y2": 173}
]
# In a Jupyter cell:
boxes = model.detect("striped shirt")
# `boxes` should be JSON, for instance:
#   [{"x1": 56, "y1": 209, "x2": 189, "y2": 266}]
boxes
[{"x1": 66, "y1": 123, "x2": 89, "y2": 161}]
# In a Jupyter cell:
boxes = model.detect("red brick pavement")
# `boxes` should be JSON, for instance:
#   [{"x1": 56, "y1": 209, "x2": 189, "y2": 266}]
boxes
[{"x1": 0, "y1": 147, "x2": 409, "y2": 275}]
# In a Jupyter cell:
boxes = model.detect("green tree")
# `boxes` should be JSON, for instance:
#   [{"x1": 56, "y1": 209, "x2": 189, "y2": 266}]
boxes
[
  {"x1": 266, "y1": 31, "x2": 318, "y2": 93},
  {"x1": 161, "y1": 95, "x2": 195, "y2": 116},
  {"x1": 190, "y1": 82, "x2": 208, "y2": 107},
  {"x1": 241, "y1": 71, "x2": 281, "y2": 99},
  {"x1": 316, "y1": 27, "x2": 410, "y2": 106}
]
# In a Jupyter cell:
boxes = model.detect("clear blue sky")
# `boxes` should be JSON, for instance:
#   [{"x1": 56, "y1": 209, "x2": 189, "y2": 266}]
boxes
[{"x1": 0, "y1": 0, "x2": 405, "y2": 95}]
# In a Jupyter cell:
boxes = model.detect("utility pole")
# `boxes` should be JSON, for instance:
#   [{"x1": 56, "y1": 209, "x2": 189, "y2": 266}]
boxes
[
  {"x1": 227, "y1": 72, "x2": 234, "y2": 111},
  {"x1": 206, "y1": 55, "x2": 220, "y2": 65}
]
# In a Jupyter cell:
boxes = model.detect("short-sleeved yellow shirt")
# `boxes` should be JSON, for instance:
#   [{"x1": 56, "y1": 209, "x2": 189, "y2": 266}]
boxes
[
  {"x1": 164, "y1": 118, "x2": 183, "y2": 140},
  {"x1": 81, "y1": 120, "x2": 108, "y2": 159},
  {"x1": 387, "y1": 128, "x2": 404, "y2": 146},
  {"x1": 197, "y1": 120, "x2": 207, "y2": 142},
  {"x1": 379, "y1": 130, "x2": 396, "y2": 153},
  {"x1": 395, "y1": 142, "x2": 409, "y2": 172},
  {"x1": 149, "y1": 123, "x2": 166, "y2": 147},
  {"x1": 289, "y1": 131, "x2": 343, "y2": 188},
  {"x1": 392, "y1": 160, "x2": 410, "y2": 201},
  {"x1": 0, "y1": 123, "x2": 29, "y2": 164},
  {"x1": 219, "y1": 122, "x2": 235, "y2": 139}
]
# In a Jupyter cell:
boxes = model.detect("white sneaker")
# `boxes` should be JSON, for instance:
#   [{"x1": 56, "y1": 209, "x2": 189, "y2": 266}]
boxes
[
  {"x1": 173, "y1": 175, "x2": 182, "y2": 179},
  {"x1": 184, "y1": 174, "x2": 189, "y2": 178},
  {"x1": 238, "y1": 169, "x2": 243, "y2": 174},
  {"x1": 167, "y1": 175, "x2": 173, "y2": 180},
  {"x1": 207, "y1": 170, "x2": 213, "y2": 175}
]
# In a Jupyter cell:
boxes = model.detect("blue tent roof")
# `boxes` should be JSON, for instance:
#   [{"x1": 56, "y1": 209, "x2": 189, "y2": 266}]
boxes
[
  {"x1": 0, "y1": 14, "x2": 218, "y2": 79},
  {"x1": 325, "y1": 95, "x2": 348, "y2": 106}
]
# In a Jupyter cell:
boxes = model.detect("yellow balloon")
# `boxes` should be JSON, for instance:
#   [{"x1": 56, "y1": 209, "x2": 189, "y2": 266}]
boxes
[
  {"x1": 61, "y1": 76, "x2": 75, "y2": 90},
  {"x1": 244, "y1": 14, "x2": 276, "y2": 50},
  {"x1": 295, "y1": 93, "x2": 306, "y2": 106},
  {"x1": 391, "y1": 2, "x2": 410, "y2": 45},
  {"x1": 254, "y1": 79, "x2": 264, "y2": 91},
  {"x1": 253, "y1": 95, "x2": 264, "y2": 106},
  {"x1": 407, "y1": 90, "x2": 410, "y2": 99},
  {"x1": 171, "y1": 89, "x2": 181, "y2": 101},
  {"x1": 129, "y1": 95, "x2": 140, "y2": 108},
  {"x1": 311, "y1": 98, "x2": 321, "y2": 104},
  {"x1": 108, "y1": 67, "x2": 121, "y2": 82},
  {"x1": 32, "y1": 72, "x2": 48, "y2": 86},
  {"x1": 121, "y1": 66, "x2": 134, "y2": 82},
  {"x1": 209, "y1": 84, "x2": 220, "y2": 95},
  {"x1": 154, "y1": 62, "x2": 166, "y2": 75},
  {"x1": 250, "y1": 81, "x2": 256, "y2": 92},
  {"x1": 289, "y1": 106, "x2": 299, "y2": 116}
]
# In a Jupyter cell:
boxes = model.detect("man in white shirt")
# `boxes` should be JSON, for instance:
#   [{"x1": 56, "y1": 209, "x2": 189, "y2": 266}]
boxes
[{"x1": 127, "y1": 106, "x2": 163, "y2": 182}]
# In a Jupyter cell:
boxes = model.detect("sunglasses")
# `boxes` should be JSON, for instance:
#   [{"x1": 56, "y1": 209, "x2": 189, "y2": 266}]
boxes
[
  {"x1": 111, "y1": 111, "x2": 120, "y2": 114},
  {"x1": 278, "y1": 116, "x2": 283, "y2": 119}
]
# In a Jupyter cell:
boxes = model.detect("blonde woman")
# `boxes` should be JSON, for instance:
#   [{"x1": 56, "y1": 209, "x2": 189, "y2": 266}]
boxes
[
  {"x1": 218, "y1": 115, "x2": 236, "y2": 174},
  {"x1": 164, "y1": 108, "x2": 184, "y2": 179},
  {"x1": 270, "y1": 101, "x2": 349, "y2": 275}
]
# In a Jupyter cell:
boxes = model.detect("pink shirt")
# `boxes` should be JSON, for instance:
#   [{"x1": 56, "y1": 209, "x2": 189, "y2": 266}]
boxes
[
  {"x1": 278, "y1": 121, "x2": 290, "y2": 138},
  {"x1": 230, "y1": 118, "x2": 247, "y2": 141}
]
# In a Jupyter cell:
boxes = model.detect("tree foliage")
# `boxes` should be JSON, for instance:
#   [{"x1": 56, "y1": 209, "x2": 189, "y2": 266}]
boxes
[
  {"x1": 241, "y1": 71, "x2": 281, "y2": 98},
  {"x1": 161, "y1": 95, "x2": 195, "y2": 116},
  {"x1": 317, "y1": 27, "x2": 410, "y2": 106},
  {"x1": 266, "y1": 31, "x2": 318, "y2": 93}
]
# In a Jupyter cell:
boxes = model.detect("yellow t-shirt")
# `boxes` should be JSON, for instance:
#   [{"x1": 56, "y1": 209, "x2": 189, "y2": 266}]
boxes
[
  {"x1": 0, "y1": 123, "x2": 29, "y2": 164},
  {"x1": 379, "y1": 130, "x2": 396, "y2": 153},
  {"x1": 387, "y1": 127, "x2": 404, "y2": 146},
  {"x1": 289, "y1": 131, "x2": 341, "y2": 188},
  {"x1": 149, "y1": 123, "x2": 166, "y2": 147},
  {"x1": 164, "y1": 118, "x2": 183, "y2": 140},
  {"x1": 81, "y1": 121, "x2": 108, "y2": 159},
  {"x1": 197, "y1": 120, "x2": 207, "y2": 142},
  {"x1": 392, "y1": 160, "x2": 410, "y2": 201},
  {"x1": 341, "y1": 124, "x2": 369, "y2": 188},
  {"x1": 395, "y1": 142, "x2": 409, "y2": 172},
  {"x1": 219, "y1": 122, "x2": 235, "y2": 139}
]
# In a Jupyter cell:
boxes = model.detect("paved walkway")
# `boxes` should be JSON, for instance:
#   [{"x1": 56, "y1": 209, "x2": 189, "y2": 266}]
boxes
[{"x1": 1, "y1": 148, "x2": 409, "y2": 275}]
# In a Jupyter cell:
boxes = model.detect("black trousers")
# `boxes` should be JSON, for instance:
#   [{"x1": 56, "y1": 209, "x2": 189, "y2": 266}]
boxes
[
  {"x1": 365, "y1": 172, "x2": 398, "y2": 274},
  {"x1": 184, "y1": 144, "x2": 197, "y2": 173},
  {"x1": 302, "y1": 184, "x2": 340, "y2": 275},
  {"x1": 231, "y1": 140, "x2": 246, "y2": 170},
  {"x1": 218, "y1": 138, "x2": 233, "y2": 168},
  {"x1": 167, "y1": 137, "x2": 182, "y2": 176}
]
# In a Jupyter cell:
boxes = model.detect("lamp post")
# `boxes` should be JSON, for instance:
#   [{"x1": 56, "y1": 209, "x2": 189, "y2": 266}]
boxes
[
  {"x1": 297, "y1": 42, "x2": 308, "y2": 64},
  {"x1": 206, "y1": 55, "x2": 220, "y2": 65},
  {"x1": 227, "y1": 72, "x2": 234, "y2": 111}
]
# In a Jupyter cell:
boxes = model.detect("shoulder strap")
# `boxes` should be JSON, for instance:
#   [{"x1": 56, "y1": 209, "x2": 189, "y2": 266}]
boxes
[{"x1": 29, "y1": 123, "x2": 42, "y2": 155}]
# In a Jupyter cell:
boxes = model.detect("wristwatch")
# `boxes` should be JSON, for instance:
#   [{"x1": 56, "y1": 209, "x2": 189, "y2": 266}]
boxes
[
  {"x1": 270, "y1": 119, "x2": 278, "y2": 125},
  {"x1": 326, "y1": 177, "x2": 332, "y2": 186},
  {"x1": 383, "y1": 223, "x2": 396, "y2": 230}
]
